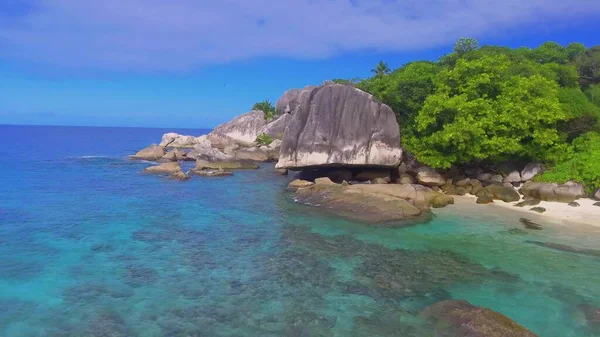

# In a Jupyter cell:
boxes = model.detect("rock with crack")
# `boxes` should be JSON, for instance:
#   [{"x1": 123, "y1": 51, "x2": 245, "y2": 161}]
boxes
[
  {"x1": 159, "y1": 133, "x2": 204, "y2": 148},
  {"x1": 276, "y1": 83, "x2": 402, "y2": 169},
  {"x1": 208, "y1": 111, "x2": 267, "y2": 148}
]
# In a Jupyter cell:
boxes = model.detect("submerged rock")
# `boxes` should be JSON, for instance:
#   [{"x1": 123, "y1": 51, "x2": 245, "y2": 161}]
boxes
[
  {"x1": 520, "y1": 218, "x2": 543, "y2": 230},
  {"x1": 526, "y1": 241, "x2": 600, "y2": 258},
  {"x1": 169, "y1": 171, "x2": 190, "y2": 181},
  {"x1": 130, "y1": 144, "x2": 165, "y2": 161},
  {"x1": 208, "y1": 110, "x2": 267, "y2": 148},
  {"x1": 191, "y1": 170, "x2": 233, "y2": 177},
  {"x1": 421, "y1": 300, "x2": 538, "y2": 337},
  {"x1": 276, "y1": 83, "x2": 402, "y2": 169},
  {"x1": 287, "y1": 179, "x2": 314, "y2": 191}
]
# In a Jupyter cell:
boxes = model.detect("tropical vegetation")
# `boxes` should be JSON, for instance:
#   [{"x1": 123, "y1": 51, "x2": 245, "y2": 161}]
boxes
[
  {"x1": 255, "y1": 133, "x2": 273, "y2": 146},
  {"x1": 340, "y1": 39, "x2": 600, "y2": 191},
  {"x1": 252, "y1": 100, "x2": 276, "y2": 120}
]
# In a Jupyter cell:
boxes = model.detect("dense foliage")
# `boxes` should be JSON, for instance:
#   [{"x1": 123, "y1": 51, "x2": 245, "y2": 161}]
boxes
[
  {"x1": 536, "y1": 132, "x2": 600, "y2": 193},
  {"x1": 255, "y1": 133, "x2": 273, "y2": 146},
  {"x1": 338, "y1": 39, "x2": 600, "y2": 190},
  {"x1": 252, "y1": 100, "x2": 276, "y2": 120}
]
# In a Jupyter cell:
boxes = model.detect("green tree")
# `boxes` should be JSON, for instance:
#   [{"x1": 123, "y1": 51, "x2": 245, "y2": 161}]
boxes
[
  {"x1": 404, "y1": 55, "x2": 566, "y2": 169},
  {"x1": 565, "y1": 42, "x2": 586, "y2": 61},
  {"x1": 453, "y1": 37, "x2": 479, "y2": 55},
  {"x1": 557, "y1": 88, "x2": 600, "y2": 139},
  {"x1": 371, "y1": 61, "x2": 391, "y2": 77},
  {"x1": 530, "y1": 41, "x2": 569, "y2": 64},
  {"x1": 573, "y1": 46, "x2": 600, "y2": 86},
  {"x1": 585, "y1": 84, "x2": 600, "y2": 107},
  {"x1": 252, "y1": 100, "x2": 276, "y2": 120}
]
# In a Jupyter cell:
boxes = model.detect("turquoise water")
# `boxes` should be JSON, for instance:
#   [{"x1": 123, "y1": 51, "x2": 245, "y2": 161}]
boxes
[{"x1": 1, "y1": 125, "x2": 599, "y2": 336}]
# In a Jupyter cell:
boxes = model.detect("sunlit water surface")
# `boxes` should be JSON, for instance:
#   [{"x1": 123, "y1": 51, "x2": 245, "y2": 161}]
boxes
[{"x1": 1, "y1": 125, "x2": 599, "y2": 336}]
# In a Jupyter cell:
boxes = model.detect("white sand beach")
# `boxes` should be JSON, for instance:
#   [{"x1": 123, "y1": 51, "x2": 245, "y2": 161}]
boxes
[{"x1": 453, "y1": 194, "x2": 600, "y2": 228}]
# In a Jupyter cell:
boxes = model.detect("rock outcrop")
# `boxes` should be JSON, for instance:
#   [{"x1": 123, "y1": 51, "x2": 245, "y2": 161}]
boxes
[
  {"x1": 416, "y1": 167, "x2": 446, "y2": 186},
  {"x1": 193, "y1": 145, "x2": 259, "y2": 170},
  {"x1": 520, "y1": 181, "x2": 586, "y2": 203},
  {"x1": 259, "y1": 113, "x2": 291, "y2": 139},
  {"x1": 485, "y1": 185, "x2": 521, "y2": 202},
  {"x1": 287, "y1": 179, "x2": 315, "y2": 191},
  {"x1": 521, "y1": 163, "x2": 543, "y2": 181},
  {"x1": 130, "y1": 144, "x2": 165, "y2": 161},
  {"x1": 421, "y1": 300, "x2": 538, "y2": 337},
  {"x1": 234, "y1": 139, "x2": 281, "y2": 162},
  {"x1": 208, "y1": 111, "x2": 267, "y2": 148},
  {"x1": 159, "y1": 133, "x2": 203, "y2": 148},
  {"x1": 161, "y1": 149, "x2": 187, "y2": 162},
  {"x1": 276, "y1": 83, "x2": 402, "y2": 169}
]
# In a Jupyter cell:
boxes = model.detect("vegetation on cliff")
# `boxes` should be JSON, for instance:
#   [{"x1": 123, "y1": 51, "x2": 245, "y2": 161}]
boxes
[{"x1": 342, "y1": 38, "x2": 600, "y2": 191}]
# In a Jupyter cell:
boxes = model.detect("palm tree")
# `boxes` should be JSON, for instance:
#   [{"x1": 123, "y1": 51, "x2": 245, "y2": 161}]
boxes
[{"x1": 371, "y1": 61, "x2": 391, "y2": 77}]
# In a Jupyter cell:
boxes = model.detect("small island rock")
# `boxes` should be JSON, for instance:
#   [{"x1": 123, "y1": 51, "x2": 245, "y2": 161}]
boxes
[{"x1": 131, "y1": 144, "x2": 165, "y2": 161}]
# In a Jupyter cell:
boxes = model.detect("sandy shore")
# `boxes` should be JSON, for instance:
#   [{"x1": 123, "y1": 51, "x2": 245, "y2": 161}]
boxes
[{"x1": 452, "y1": 194, "x2": 600, "y2": 227}]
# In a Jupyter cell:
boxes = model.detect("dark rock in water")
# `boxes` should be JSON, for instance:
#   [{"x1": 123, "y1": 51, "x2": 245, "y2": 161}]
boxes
[
  {"x1": 169, "y1": 171, "x2": 190, "y2": 180},
  {"x1": 276, "y1": 83, "x2": 402, "y2": 169},
  {"x1": 530, "y1": 207, "x2": 546, "y2": 213},
  {"x1": 476, "y1": 195, "x2": 494, "y2": 204},
  {"x1": 421, "y1": 300, "x2": 538, "y2": 337},
  {"x1": 515, "y1": 199, "x2": 540, "y2": 207},
  {"x1": 579, "y1": 305, "x2": 600, "y2": 332},
  {"x1": 91, "y1": 244, "x2": 114, "y2": 252},
  {"x1": 526, "y1": 241, "x2": 600, "y2": 258},
  {"x1": 568, "y1": 202, "x2": 580, "y2": 207},
  {"x1": 520, "y1": 218, "x2": 543, "y2": 230},
  {"x1": 486, "y1": 184, "x2": 521, "y2": 202},
  {"x1": 125, "y1": 265, "x2": 159, "y2": 286},
  {"x1": 507, "y1": 228, "x2": 528, "y2": 235}
]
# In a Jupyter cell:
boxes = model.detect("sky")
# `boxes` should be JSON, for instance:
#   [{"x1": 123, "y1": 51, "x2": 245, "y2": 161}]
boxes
[{"x1": 1, "y1": 0, "x2": 600, "y2": 128}]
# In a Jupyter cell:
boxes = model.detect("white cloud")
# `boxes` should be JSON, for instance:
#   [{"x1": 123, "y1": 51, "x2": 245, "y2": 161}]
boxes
[{"x1": 0, "y1": 0, "x2": 598, "y2": 71}]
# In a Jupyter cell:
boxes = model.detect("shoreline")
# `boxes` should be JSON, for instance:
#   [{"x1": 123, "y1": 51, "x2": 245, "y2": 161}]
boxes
[{"x1": 450, "y1": 194, "x2": 600, "y2": 228}]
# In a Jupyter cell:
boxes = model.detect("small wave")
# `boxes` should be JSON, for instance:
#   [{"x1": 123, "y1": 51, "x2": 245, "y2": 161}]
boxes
[{"x1": 70, "y1": 155, "x2": 111, "y2": 159}]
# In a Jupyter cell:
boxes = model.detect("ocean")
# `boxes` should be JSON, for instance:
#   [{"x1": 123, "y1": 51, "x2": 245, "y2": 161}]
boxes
[{"x1": 1, "y1": 124, "x2": 599, "y2": 336}]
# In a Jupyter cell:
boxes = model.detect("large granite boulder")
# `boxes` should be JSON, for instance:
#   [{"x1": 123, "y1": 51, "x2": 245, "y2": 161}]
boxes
[
  {"x1": 130, "y1": 144, "x2": 165, "y2": 161},
  {"x1": 275, "y1": 87, "x2": 308, "y2": 115},
  {"x1": 520, "y1": 181, "x2": 586, "y2": 203},
  {"x1": 259, "y1": 113, "x2": 291, "y2": 139},
  {"x1": 234, "y1": 139, "x2": 281, "y2": 162},
  {"x1": 276, "y1": 83, "x2": 402, "y2": 169},
  {"x1": 521, "y1": 163, "x2": 543, "y2": 181},
  {"x1": 208, "y1": 111, "x2": 267, "y2": 148},
  {"x1": 159, "y1": 133, "x2": 202, "y2": 148},
  {"x1": 416, "y1": 167, "x2": 446, "y2": 186},
  {"x1": 503, "y1": 171, "x2": 522, "y2": 183},
  {"x1": 421, "y1": 300, "x2": 538, "y2": 337},
  {"x1": 161, "y1": 149, "x2": 187, "y2": 162},
  {"x1": 348, "y1": 184, "x2": 454, "y2": 209},
  {"x1": 193, "y1": 146, "x2": 259, "y2": 170}
]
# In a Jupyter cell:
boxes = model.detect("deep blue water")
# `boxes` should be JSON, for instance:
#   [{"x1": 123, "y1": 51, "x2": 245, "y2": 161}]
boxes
[{"x1": 1, "y1": 125, "x2": 600, "y2": 337}]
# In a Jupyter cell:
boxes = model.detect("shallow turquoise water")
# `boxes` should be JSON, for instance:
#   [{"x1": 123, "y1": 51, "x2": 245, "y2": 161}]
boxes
[{"x1": 1, "y1": 125, "x2": 599, "y2": 336}]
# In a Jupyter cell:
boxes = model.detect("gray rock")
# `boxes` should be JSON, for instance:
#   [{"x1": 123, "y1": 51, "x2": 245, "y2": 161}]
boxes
[
  {"x1": 594, "y1": 188, "x2": 600, "y2": 200},
  {"x1": 515, "y1": 199, "x2": 541, "y2": 207},
  {"x1": 208, "y1": 111, "x2": 267, "y2": 148},
  {"x1": 287, "y1": 179, "x2": 315, "y2": 190},
  {"x1": 315, "y1": 177, "x2": 335, "y2": 185},
  {"x1": 159, "y1": 133, "x2": 203, "y2": 148},
  {"x1": 371, "y1": 178, "x2": 388, "y2": 184},
  {"x1": 489, "y1": 175, "x2": 504, "y2": 183},
  {"x1": 521, "y1": 163, "x2": 543, "y2": 181},
  {"x1": 568, "y1": 202, "x2": 580, "y2": 207},
  {"x1": 476, "y1": 195, "x2": 494, "y2": 204},
  {"x1": 399, "y1": 174, "x2": 416, "y2": 184},
  {"x1": 259, "y1": 113, "x2": 291, "y2": 139},
  {"x1": 520, "y1": 218, "x2": 543, "y2": 229},
  {"x1": 355, "y1": 169, "x2": 391, "y2": 182},
  {"x1": 416, "y1": 167, "x2": 446, "y2": 186},
  {"x1": 520, "y1": 181, "x2": 585, "y2": 203},
  {"x1": 503, "y1": 171, "x2": 522, "y2": 183},
  {"x1": 530, "y1": 207, "x2": 546, "y2": 214},
  {"x1": 191, "y1": 170, "x2": 233, "y2": 178},
  {"x1": 161, "y1": 149, "x2": 187, "y2": 162},
  {"x1": 595, "y1": 202, "x2": 600, "y2": 207},
  {"x1": 276, "y1": 84, "x2": 402, "y2": 169},
  {"x1": 130, "y1": 144, "x2": 165, "y2": 161},
  {"x1": 485, "y1": 185, "x2": 520, "y2": 202},
  {"x1": 477, "y1": 173, "x2": 492, "y2": 181},
  {"x1": 275, "y1": 88, "x2": 303, "y2": 115}
]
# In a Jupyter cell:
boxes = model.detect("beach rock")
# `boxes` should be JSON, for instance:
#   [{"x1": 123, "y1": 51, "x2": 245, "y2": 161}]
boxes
[
  {"x1": 421, "y1": 300, "x2": 538, "y2": 337},
  {"x1": 315, "y1": 177, "x2": 335, "y2": 185},
  {"x1": 455, "y1": 178, "x2": 470, "y2": 187},
  {"x1": 294, "y1": 184, "x2": 427, "y2": 224},
  {"x1": 476, "y1": 195, "x2": 494, "y2": 204},
  {"x1": 191, "y1": 170, "x2": 234, "y2": 177},
  {"x1": 530, "y1": 207, "x2": 546, "y2": 214},
  {"x1": 159, "y1": 133, "x2": 202, "y2": 148},
  {"x1": 416, "y1": 167, "x2": 446, "y2": 186},
  {"x1": 595, "y1": 202, "x2": 600, "y2": 207},
  {"x1": 504, "y1": 171, "x2": 522, "y2": 183},
  {"x1": 520, "y1": 181, "x2": 585, "y2": 203},
  {"x1": 208, "y1": 110, "x2": 267, "y2": 148},
  {"x1": 347, "y1": 184, "x2": 454, "y2": 209},
  {"x1": 131, "y1": 144, "x2": 165, "y2": 161},
  {"x1": 355, "y1": 169, "x2": 391, "y2": 182},
  {"x1": 489, "y1": 175, "x2": 504, "y2": 183},
  {"x1": 287, "y1": 179, "x2": 315, "y2": 191},
  {"x1": 485, "y1": 185, "x2": 521, "y2": 203},
  {"x1": 594, "y1": 189, "x2": 600, "y2": 200},
  {"x1": 143, "y1": 162, "x2": 182, "y2": 174},
  {"x1": 371, "y1": 178, "x2": 388, "y2": 184},
  {"x1": 398, "y1": 174, "x2": 416, "y2": 184},
  {"x1": 568, "y1": 202, "x2": 580, "y2": 207},
  {"x1": 276, "y1": 83, "x2": 402, "y2": 169},
  {"x1": 521, "y1": 163, "x2": 543, "y2": 181},
  {"x1": 520, "y1": 218, "x2": 543, "y2": 230},
  {"x1": 477, "y1": 173, "x2": 492, "y2": 181},
  {"x1": 515, "y1": 199, "x2": 541, "y2": 207}
]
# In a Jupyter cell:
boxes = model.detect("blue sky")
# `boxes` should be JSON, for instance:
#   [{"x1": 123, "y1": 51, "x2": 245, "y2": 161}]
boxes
[{"x1": 1, "y1": 0, "x2": 600, "y2": 128}]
